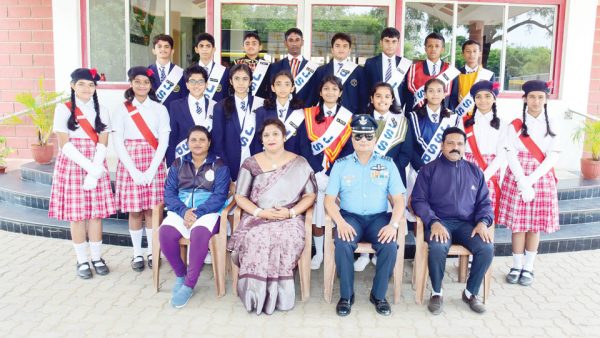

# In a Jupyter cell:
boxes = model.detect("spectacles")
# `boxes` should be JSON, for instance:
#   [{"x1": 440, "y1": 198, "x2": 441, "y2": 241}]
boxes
[
  {"x1": 188, "y1": 79, "x2": 206, "y2": 85},
  {"x1": 353, "y1": 133, "x2": 375, "y2": 141}
]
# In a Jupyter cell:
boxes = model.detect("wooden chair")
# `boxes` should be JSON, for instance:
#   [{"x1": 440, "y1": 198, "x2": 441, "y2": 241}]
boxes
[
  {"x1": 152, "y1": 182, "x2": 237, "y2": 297},
  {"x1": 413, "y1": 217, "x2": 493, "y2": 305},
  {"x1": 323, "y1": 214, "x2": 407, "y2": 304},
  {"x1": 230, "y1": 207, "x2": 313, "y2": 301}
]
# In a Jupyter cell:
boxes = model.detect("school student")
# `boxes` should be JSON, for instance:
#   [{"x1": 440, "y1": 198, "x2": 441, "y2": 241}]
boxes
[
  {"x1": 235, "y1": 32, "x2": 270, "y2": 100},
  {"x1": 148, "y1": 34, "x2": 188, "y2": 110},
  {"x1": 451, "y1": 40, "x2": 495, "y2": 114},
  {"x1": 112, "y1": 66, "x2": 170, "y2": 272},
  {"x1": 195, "y1": 33, "x2": 229, "y2": 103},
  {"x1": 49, "y1": 68, "x2": 116, "y2": 279}
]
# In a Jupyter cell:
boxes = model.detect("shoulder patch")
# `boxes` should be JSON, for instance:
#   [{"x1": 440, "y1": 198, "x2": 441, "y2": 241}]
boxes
[
  {"x1": 336, "y1": 154, "x2": 352, "y2": 162},
  {"x1": 380, "y1": 155, "x2": 393, "y2": 162}
]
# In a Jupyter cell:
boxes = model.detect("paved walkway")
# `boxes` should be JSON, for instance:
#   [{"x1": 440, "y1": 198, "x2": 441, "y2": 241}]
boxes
[{"x1": 0, "y1": 231, "x2": 599, "y2": 338}]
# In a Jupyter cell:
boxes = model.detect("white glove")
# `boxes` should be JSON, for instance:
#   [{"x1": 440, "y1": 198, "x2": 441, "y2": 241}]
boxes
[
  {"x1": 517, "y1": 176, "x2": 533, "y2": 192},
  {"x1": 82, "y1": 174, "x2": 98, "y2": 191},
  {"x1": 129, "y1": 168, "x2": 146, "y2": 186},
  {"x1": 315, "y1": 171, "x2": 329, "y2": 192},
  {"x1": 483, "y1": 167, "x2": 492, "y2": 183},
  {"x1": 520, "y1": 185, "x2": 535, "y2": 203},
  {"x1": 528, "y1": 152, "x2": 559, "y2": 183},
  {"x1": 143, "y1": 171, "x2": 155, "y2": 186},
  {"x1": 62, "y1": 142, "x2": 105, "y2": 178}
]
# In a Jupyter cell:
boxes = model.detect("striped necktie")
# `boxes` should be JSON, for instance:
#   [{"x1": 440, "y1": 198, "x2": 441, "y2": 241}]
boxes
[
  {"x1": 337, "y1": 62, "x2": 344, "y2": 74},
  {"x1": 240, "y1": 100, "x2": 247, "y2": 113},
  {"x1": 290, "y1": 58, "x2": 299, "y2": 78},
  {"x1": 385, "y1": 58, "x2": 392, "y2": 82},
  {"x1": 279, "y1": 108, "x2": 286, "y2": 120},
  {"x1": 195, "y1": 101, "x2": 202, "y2": 115},
  {"x1": 432, "y1": 63, "x2": 437, "y2": 76},
  {"x1": 159, "y1": 66, "x2": 166, "y2": 82}
]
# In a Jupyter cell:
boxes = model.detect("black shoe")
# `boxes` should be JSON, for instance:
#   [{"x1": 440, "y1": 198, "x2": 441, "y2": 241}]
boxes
[
  {"x1": 147, "y1": 254, "x2": 153, "y2": 269},
  {"x1": 462, "y1": 290, "x2": 486, "y2": 314},
  {"x1": 131, "y1": 256, "x2": 145, "y2": 272},
  {"x1": 428, "y1": 295, "x2": 443, "y2": 315},
  {"x1": 336, "y1": 294, "x2": 355, "y2": 316},
  {"x1": 369, "y1": 293, "x2": 391, "y2": 316},
  {"x1": 506, "y1": 268, "x2": 521, "y2": 284},
  {"x1": 518, "y1": 270, "x2": 534, "y2": 286},
  {"x1": 91, "y1": 258, "x2": 110, "y2": 276},
  {"x1": 76, "y1": 262, "x2": 93, "y2": 280}
]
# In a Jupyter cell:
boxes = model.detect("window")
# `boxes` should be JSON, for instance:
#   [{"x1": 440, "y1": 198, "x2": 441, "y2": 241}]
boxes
[{"x1": 403, "y1": 1, "x2": 559, "y2": 93}]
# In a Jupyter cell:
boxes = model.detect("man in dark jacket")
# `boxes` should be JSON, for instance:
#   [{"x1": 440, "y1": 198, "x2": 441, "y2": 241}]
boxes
[{"x1": 411, "y1": 127, "x2": 494, "y2": 315}]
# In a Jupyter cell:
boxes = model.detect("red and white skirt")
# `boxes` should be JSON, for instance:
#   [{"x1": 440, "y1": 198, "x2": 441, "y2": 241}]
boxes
[
  {"x1": 115, "y1": 139, "x2": 166, "y2": 212},
  {"x1": 464, "y1": 152, "x2": 500, "y2": 218},
  {"x1": 498, "y1": 151, "x2": 559, "y2": 233},
  {"x1": 48, "y1": 138, "x2": 116, "y2": 221}
]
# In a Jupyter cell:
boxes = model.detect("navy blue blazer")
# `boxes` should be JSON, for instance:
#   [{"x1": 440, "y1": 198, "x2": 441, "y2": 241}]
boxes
[
  {"x1": 254, "y1": 105, "x2": 302, "y2": 154},
  {"x1": 148, "y1": 63, "x2": 188, "y2": 111},
  {"x1": 269, "y1": 57, "x2": 314, "y2": 105},
  {"x1": 400, "y1": 60, "x2": 458, "y2": 116},
  {"x1": 310, "y1": 61, "x2": 367, "y2": 114},
  {"x1": 212, "y1": 95, "x2": 262, "y2": 181},
  {"x1": 364, "y1": 54, "x2": 406, "y2": 95},
  {"x1": 167, "y1": 96, "x2": 214, "y2": 166}
]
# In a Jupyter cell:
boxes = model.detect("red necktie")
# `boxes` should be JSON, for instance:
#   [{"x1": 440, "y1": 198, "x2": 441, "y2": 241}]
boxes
[{"x1": 290, "y1": 58, "x2": 299, "y2": 78}]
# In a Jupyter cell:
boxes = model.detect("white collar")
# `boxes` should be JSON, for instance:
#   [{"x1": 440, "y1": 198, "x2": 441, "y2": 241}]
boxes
[
  {"x1": 426, "y1": 59, "x2": 441, "y2": 69},
  {"x1": 426, "y1": 105, "x2": 442, "y2": 123},
  {"x1": 382, "y1": 53, "x2": 395, "y2": 63},
  {"x1": 156, "y1": 61, "x2": 171, "y2": 71},
  {"x1": 323, "y1": 104, "x2": 337, "y2": 117},
  {"x1": 373, "y1": 111, "x2": 389, "y2": 121},
  {"x1": 527, "y1": 110, "x2": 547, "y2": 124},
  {"x1": 287, "y1": 54, "x2": 303, "y2": 63},
  {"x1": 198, "y1": 60, "x2": 214, "y2": 70},
  {"x1": 132, "y1": 97, "x2": 151, "y2": 107},
  {"x1": 465, "y1": 64, "x2": 479, "y2": 74},
  {"x1": 475, "y1": 110, "x2": 493, "y2": 123},
  {"x1": 75, "y1": 97, "x2": 94, "y2": 109},
  {"x1": 276, "y1": 99, "x2": 290, "y2": 112},
  {"x1": 188, "y1": 95, "x2": 204, "y2": 105},
  {"x1": 235, "y1": 95, "x2": 249, "y2": 111}
]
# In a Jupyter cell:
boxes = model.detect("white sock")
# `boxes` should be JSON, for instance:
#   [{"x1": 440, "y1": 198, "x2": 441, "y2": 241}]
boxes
[
  {"x1": 89, "y1": 241, "x2": 103, "y2": 262},
  {"x1": 73, "y1": 242, "x2": 89, "y2": 264},
  {"x1": 129, "y1": 229, "x2": 144, "y2": 258},
  {"x1": 512, "y1": 253, "x2": 524, "y2": 271},
  {"x1": 145, "y1": 228, "x2": 153, "y2": 255},
  {"x1": 432, "y1": 288, "x2": 443, "y2": 297},
  {"x1": 523, "y1": 250, "x2": 537, "y2": 271},
  {"x1": 359, "y1": 253, "x2": 369, "y2": 260},
  {"x1": 313, "y1": 235, "x2": 324, "y2": 258},
  {"x1": 464, "y1": 288, "x2": 472, "y2": 298}
]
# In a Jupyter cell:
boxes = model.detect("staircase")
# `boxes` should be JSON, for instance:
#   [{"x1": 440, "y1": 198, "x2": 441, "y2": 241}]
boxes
[{"x1": 1, "y1": 162, "x2": 600, "y2": 256}]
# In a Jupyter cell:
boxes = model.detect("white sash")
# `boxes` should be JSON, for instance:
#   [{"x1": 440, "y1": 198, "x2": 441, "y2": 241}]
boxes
[
  {"x1": 387, "y1": 58, "x2": 413, "y2": 105},
  {"x1": 204, "y1": 64, "x2": 226, "y2": 100},
  {"x1": 239, "y1": 97, "x2": 265, "y2": 165},
  {"x1": 250, "y1": 60, "x2": 270, "y2": 97},
  {"x1": 175, "y1": 100, "x2": 216, "y2": 159},
  {"x1": 374, "y1": 115, "x2": 408, "y2": 156},
  {"x1": 156, "y1": 65, "x2": 184, "y2": 103},
  {"x1": 310, "y1": 107, "x2": 352, "y2": 155},
  {"x1": 412, "y1": 66, "x2": 460, "y2": 107},
  {"x1": 336, "y1": 61, "x2": 358, "y2": 86},
  {"x1": 283, "y1": 109, "x2": 305, "y2": 141},
  {"x1": 294, "y1": 61, "x2": 319, "y2": 94},
  {"x1": 420, "y1": 114, "x2": 460, "y2": 164},
  {"x1": 454, "y1": 68, "x2": 494, "y2": 117}
]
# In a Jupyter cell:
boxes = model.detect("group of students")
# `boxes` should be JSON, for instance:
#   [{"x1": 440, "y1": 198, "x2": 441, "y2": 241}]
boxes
[{"x1": 48, "y1": 26, "x2": 560, "y2": 313}]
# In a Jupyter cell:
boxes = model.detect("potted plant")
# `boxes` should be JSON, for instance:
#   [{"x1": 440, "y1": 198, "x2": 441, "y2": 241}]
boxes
[
  {"x1": 9, "y1": 78, "x2": 64, "y2": 164},
  {"x1": 0, "y1": 136, "x2": 14, "y2": 174},
  {"x1": 572, "y1": 119, "x2": 600, "y2": 180}
]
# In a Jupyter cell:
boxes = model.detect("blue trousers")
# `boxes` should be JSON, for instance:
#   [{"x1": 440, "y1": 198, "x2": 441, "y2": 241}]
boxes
[
  {"x1": 334, "y1": 210, "x2": 398, "y2": 300},
  {"x1": 426, "y1": 219, "x2": 494, "y2": 295}
]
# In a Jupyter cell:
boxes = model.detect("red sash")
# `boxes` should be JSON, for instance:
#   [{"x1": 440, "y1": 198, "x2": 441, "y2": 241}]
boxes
[
  {"x1": 511, "y1": 119, "x2": 557, "y2": 183},
  {"x1": 124, "y1": 101, "x2": 158, "y2": 150},
  {"x1": 463, "y1": 115, "x2": 501, "y2": 222},
  {"x1": 65, "y1": 102, "x2": 98, "y2": 144},
  {"x1": 407, "y1": 61, "x2": 453, "y2": 97},
  {"x1": 303, "y1": 106, "x2": 352, "y2": 169}
]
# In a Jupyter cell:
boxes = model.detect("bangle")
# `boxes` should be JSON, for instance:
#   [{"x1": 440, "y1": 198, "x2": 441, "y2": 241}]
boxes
[
  {"x1": 289, "y1": 208, "x2": 296, "y2": 219},
  {"x1": 253, "y1": 208, "x2": 263, "y2": 217}
]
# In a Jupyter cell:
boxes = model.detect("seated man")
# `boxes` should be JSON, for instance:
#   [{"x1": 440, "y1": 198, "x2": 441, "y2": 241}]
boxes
[
  {"x1": 411, "y1": 127, "x2": 494, "y2": 315},
  {"x1": 325, "y1": 114, "x2": 406, "y2": 317}
]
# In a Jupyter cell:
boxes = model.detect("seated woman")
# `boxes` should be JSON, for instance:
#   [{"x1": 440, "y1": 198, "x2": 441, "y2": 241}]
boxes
[
  {"x1": 159, "y1": 125, "x2": 231, "y2": 309},
  {"x1": 228, "y1": 118, "x2": 317, "y2": 315}
]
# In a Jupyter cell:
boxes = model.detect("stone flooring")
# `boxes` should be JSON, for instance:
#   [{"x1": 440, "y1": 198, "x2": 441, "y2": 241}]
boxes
[{"x1": 1, "y1": 231, "x2": 599, "y2": 338}]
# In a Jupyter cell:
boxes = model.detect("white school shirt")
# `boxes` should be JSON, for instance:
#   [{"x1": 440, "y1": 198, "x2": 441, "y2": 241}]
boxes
[
  {"x1": 187, "y1": 95, "x2": 209, "y2": 127},
  {"x1": 111, "y1": 98, "x2": 170, "y2": 140},
  {"x1": 465, "y1": 111, "x2": 508, "y2": 155},
  {"x1": 276, "y1": 100, "x2": 290, "y2": 121},
  {"x1": 373, "y1": 111, "x2": 390, "y2": 122},
  {"x1": 234, "y1": 95, "x2": 250, "y2": 127},
  {"x1": 286, "y1": 54, "x2": 304, "y2": 63},
  {"x1": 426, "y1": 59, "x2": 442, "y2": 76},
  {"x1": 426, "y1": 105, "x2": 442, "y2": 123},
  {"x1": 464, "y1": 64, "x2": 478, "y2": 74},
  {"x1": 53, "y1": 98, "x2": 111, "y2": 138},
  {"x1": 322, "y1": 104, "x2": 337, "y2": 117},
  {"x1": 156, "y1": 61, "x2": 172, "y2": 80},
  {"x1": 198, "y1": 60, "x2": 215, "y2": 75},
  {"x1": 381, "y1": 53, "x2": 397, "y2": 79},
  {"x1": 506, "y1": 112, "x2": 561, "y2": 154}
]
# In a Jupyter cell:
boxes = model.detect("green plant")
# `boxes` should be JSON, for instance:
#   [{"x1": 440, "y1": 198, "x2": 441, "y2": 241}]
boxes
[
  {"x1": 8, "y1": 77, "x2": 64, "y2": 146},
  {"x1": 572, "y1": 119, "x2": 600, "y2": 161},
  {"x1": 0, "y1": 136, "x2": 14, "y2": 167}
]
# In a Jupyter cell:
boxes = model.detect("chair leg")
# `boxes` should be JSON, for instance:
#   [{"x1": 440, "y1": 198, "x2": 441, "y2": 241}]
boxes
[
  {"x1": 323, "y1": 237, "x2": 335, "y2": 304},
  {"x1": 209, "y1": 238, "x2": 221, "y2": 297},
  {"x1": 393, "y1": 237, "x2": 405, "y2": 304},
  {"x1": 152, "y1": 226, "x2": 161, "y2": 293},
  {"x1": 415, "y1": 245, "x2": 428, "y2": 305},
  {"x1": 216, "y1": 238, "x2": 227, "y2": 298},
  {"x1": 298, "y1": 246, "x2": 311, "y2": 302},
  {"x1": 232, "y1": 257, "x2": 239, "y2": 297},
  {"x1": 458, "y1": 255, "x2": 469, "y2": 283},
  {"x1": 483, "y1": 266, "x2": 492, "y2": 304}
]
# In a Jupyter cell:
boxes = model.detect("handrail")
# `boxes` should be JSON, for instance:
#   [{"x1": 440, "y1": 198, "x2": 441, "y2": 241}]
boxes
[
  {"x1": 0, "y1": 96, "x2": 68, "y2": 124},
  {"x1": 565, "y1": 109, "x2": 600, "y2": 122}
]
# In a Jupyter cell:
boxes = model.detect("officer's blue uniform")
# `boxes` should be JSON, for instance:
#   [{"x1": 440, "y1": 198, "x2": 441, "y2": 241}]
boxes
[{"x1": 326, "y1": 150, "x2": 406, "y2": 300}]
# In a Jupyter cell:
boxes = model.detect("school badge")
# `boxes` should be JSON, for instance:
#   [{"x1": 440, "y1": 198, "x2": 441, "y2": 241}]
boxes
[
  {"x1": 174, "y1": 84, "x2": 180, "y2": 92},
  {"x1": 351, "y1": 79, "x2": 358, "y2": 87}
]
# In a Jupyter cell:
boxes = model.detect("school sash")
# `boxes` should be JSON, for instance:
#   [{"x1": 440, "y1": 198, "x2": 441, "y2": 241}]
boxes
[
  {"x1": 417, "y1": 113, "x2": 459, "y2": 164},
  {"x1": 294, "y1": 61, "x2": 319, "y2": 94},
  {"x1": 155, "y1": 65, "x2": 184, "y2": 104},
  {"x1": 374, "y1": 115, "x2": 408, "y2": 156},
  {"x1": 239, "y1": 97, "x2": 265, "y2": 165},
  {"x1": 387, "y1": 58, "x2": 413, "y2": 105},
  {"x1": 413, "y1": 66, "x2": 460, "y2": 108},
  {"x1": 124, "y1": 101, "x2": 158, "y2": 150},
  {"x1": 336, "y1": 61, "x2": 359, "y2": 86},
  {"x1": 175, "y1": 100, "x2": 216, "y2": 159},
  {"x1": 250, "y1": 60, "x2": 270, "y2": 97},
  {"x1": 309, "y1": 107, "x2": 353, "y2": 155},
  {"x1": 464, "y1": 116, "x2": 501, "y2": 222},
  {"x1": 454, "y1": 68, "x2": 494, "y2": 116},
  {"x1": 283, "y1": 109, "x2": 305, "y2": 141},
  {"x1": 204, "y1": 64, "x2": 226, "y2": 100},
  {"x1": 65, "y1": 102, "x2": 98, "y2": 144},
  {"x1": 511, "y1": 119, "x2": 558, "y2": 183}
]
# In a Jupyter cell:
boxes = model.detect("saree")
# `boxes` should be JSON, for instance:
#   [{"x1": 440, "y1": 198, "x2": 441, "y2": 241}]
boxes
[{"x1": 228, "y1": 155, "x2": 316, "y2": 314}]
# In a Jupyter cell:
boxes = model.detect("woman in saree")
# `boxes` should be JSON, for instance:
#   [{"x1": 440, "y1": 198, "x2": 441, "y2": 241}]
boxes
[{"x1": 228, "y1": 118, "x2": 317, "y2": 315}]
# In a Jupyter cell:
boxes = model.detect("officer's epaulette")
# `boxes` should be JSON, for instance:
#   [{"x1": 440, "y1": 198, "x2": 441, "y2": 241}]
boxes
[
  {"x1": 379, "y1": 154, "x2": 393, "y2": 162},
  {"x1": 336, "y1": 154, "x2": 353, "y2": 163}
]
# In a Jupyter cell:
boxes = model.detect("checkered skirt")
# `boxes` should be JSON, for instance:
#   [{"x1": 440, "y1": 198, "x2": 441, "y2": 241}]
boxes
[
  {"x1": 48, "y1": 138, "x2": 116, "y2": 221},
  {"x1": 115, "y1": 139, "x2": 166, "y2": 212},
  {"x1": 464, "y1": 153, "x2": 500, "y2": 214},
  {"x1": 498, "y1": 151, "x2": 559, "y2": 233}
]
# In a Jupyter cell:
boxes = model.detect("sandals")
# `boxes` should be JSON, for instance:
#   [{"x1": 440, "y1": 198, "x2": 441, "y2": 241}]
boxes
[{"x1": 147, "y1": 254, "x2": 153, "y2": 269}]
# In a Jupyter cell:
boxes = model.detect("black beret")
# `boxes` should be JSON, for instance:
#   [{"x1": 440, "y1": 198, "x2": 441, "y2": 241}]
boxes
[
  {"x1": 522, "y1": 80, "x2": 552, "y2": 95},
  {"x1": 70, "y1": 68, "x2": 100, "y2": 83},
  {"x1": 127, "y1": 66, "x2": 155, "y2": 84}
]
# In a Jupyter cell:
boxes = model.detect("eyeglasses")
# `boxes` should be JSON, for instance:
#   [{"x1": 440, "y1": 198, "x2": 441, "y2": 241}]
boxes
[
  {"x1": 353, "y1": 133, "x2": 375, "y2": 141},
  {"x1": 188, "y1": 79, "x2": 206, "y2": 86}
]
